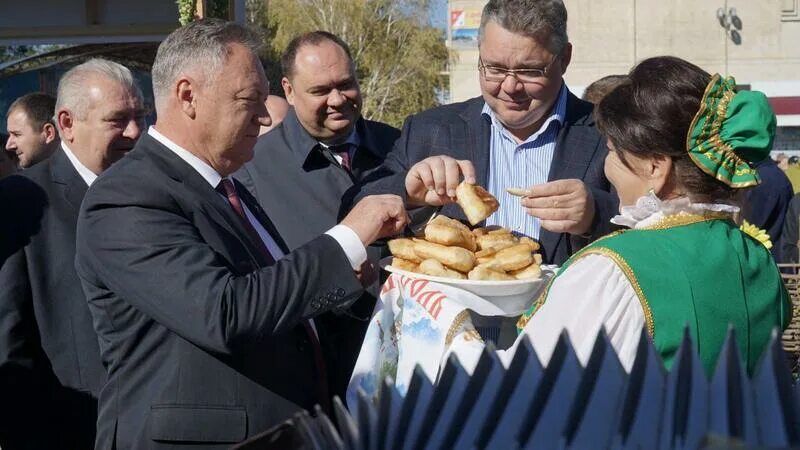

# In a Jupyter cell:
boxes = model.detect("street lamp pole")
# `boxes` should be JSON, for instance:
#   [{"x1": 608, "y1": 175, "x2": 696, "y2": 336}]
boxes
[{"x1": 717, "y1": 1, "x2": 743, "y2": 75}]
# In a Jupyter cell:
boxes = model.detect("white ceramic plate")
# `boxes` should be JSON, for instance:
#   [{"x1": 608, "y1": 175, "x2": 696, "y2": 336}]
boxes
[{"x1": 380, "y1": 257, "x2": 552, "y2": 315}]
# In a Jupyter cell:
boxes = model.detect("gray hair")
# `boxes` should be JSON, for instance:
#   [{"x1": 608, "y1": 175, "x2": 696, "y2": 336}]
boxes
[
  {"x1": 55, "y1": 58, "x2": 142, "y2": 120},
  {"x1": 479, "y1": 0, "x2": 569, "y2": 54},
  {"x1": 151, "y1": 18, "x2": 262, "y2": 109}
]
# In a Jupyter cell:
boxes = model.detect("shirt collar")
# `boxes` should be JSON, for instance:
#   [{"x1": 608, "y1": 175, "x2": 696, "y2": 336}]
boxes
[
  {"x1": 481, "y1": 83, "x2": 568, "y2": 144},
  {"x1": 148, "y1": 126, "x2": 224, "y2": 188},
  {"x1": 61, "y1": 141, "x2": 97, "y2": 186},
  {"x1": 282, "y1": 108, "x2": 362, "y2": 164},
  {"x1": 318, "y1": 128, "x2": 360, "y2": 150}
]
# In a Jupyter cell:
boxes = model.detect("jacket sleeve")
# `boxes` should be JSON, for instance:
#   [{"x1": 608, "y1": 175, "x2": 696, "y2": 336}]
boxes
[
  {"x1": 589, "y1": 185, "x2": 620, "y2": 239},
  {"x1": 74, "y1": 184, "x2": 364, "y2": 357},
  {"x1": 346, "y1": 115, "x2": 418, "y2": 209}
]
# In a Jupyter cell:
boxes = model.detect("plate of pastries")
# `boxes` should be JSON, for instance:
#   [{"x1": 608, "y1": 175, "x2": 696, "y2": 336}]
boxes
[{"x1": 381, "y1": 182, "x2": 548, "y2": 303}]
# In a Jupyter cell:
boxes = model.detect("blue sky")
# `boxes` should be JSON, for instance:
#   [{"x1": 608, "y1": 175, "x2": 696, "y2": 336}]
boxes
[{"x1": 430, "y1": 0, "x2": 447, "y2": 29}]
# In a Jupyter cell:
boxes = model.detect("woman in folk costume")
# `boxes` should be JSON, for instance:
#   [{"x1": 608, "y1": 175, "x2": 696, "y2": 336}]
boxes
[{"x1": 451, "y1": 56, "x2": 791, "y2": 374}]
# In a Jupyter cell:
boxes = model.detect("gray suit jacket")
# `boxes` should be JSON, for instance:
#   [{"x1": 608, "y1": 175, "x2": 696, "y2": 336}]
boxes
[
  {"x1": 353, "y1": 92, "x2": 617, "y2": 265},
  {"x1": 234, "y1": 109, "x2": 400, "y2": 399},
  {"x1": 76, "y1": 133, "x2": 364, "y2": 449},
  {"x1": 0, "y1": 149, "x2": 104, "y2": 450}
]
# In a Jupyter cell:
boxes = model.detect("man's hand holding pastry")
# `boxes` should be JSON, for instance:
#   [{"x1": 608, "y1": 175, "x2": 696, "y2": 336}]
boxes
[
  {"x1": 516, "y1": 179, "x2": 595, "y2": 235},
  {"x1": 405, "y1": 155, "x2": 477, "y2": 206}
]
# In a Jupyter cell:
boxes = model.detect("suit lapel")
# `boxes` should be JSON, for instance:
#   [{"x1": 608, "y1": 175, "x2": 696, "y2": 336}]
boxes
[
  {"x1": 546, "y1": 92, "x2": 601, "y2": 182},
  {"x1": 540, "y1": 92, "x2": 603, "y2": 261},
  {"x1": 137, "y1": 134, "x2": 272, "y2": 265},
  {"x1": 235, "y1": 179, "x2": 290, "y2": 255},
  {"x1": 50, "y1": 148, "x2": 88, "y2": 212},
  {"x1": 351, "y1": 119, "x2": 383, "y2": 181},
  {"x1": 460, "y1": 98, "x2": 491, "y2": 186}
]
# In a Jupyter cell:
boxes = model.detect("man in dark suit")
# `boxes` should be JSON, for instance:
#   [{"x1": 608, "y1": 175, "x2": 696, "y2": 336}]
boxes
[
  {"x1": 0, "y1": 59, "x2": 145, "y2": 449},
  {"x1": 74, "y1": 19, "x2": 407, "y2": 450},
  {"x1": 235, "y1": 31, "x2": 400, "y2": 398},
  {"x1": 354, "y1": 0, "x2": 617, "y2": 265}
]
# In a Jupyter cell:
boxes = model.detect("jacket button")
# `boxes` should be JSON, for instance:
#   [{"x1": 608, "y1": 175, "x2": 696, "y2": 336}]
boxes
[{"x1": 336, "y1": 288, "x2": 346, "y2": 296}]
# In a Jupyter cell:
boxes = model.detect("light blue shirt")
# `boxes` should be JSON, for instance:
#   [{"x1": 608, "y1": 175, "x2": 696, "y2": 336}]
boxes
[{"x1": 483, "y1": 85, "x2": 568, "y2": 239}]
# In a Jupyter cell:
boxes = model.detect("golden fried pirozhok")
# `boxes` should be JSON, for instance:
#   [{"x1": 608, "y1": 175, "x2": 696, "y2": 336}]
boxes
[
  {"x1": 480, "y1": 243, "x2": 534, "y2": 271},
  {"x1": 456, "y1": 181, "x2": 499, "y2": 225},
  {"x1": 391, "y1": 258, "x2": 420, "y2": 273},
  {"x1": 509, "y1": 263, "x2": 542, "y2": 280},
  {"x1": 418, "y1": 259, "x2": 467, "y2": 279},
  {"x1": 424, "y1": 220, "x2": 477, "y2": 252},
  {"x1": 387, "y1": 238, "x2": 421, "y2": 262},
  {"x1": 476, "y1": 233, "x2": 517, "y2": 251},
  {"x1": 413, "y1": 240, "x2": 476, "y2": 273}
]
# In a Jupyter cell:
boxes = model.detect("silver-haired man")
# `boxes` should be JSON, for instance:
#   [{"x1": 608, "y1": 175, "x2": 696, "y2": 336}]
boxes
[
  {"x1": 0, "y1": 58, "x2": 144, "y2": 449},
  {"x1": 74, "y1": 19, "x2": 406, "y2": 449}
]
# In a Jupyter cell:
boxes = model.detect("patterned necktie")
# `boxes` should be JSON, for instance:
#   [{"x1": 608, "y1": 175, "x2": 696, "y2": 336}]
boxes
[{"x1": 215, "y1": 178, "x2": 331, "y2": 413}]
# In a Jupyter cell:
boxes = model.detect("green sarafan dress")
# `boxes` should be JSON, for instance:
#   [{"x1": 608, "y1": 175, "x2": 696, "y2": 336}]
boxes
[{"x1": 519, "y1": 208, "x2": 791, "y2": 375}]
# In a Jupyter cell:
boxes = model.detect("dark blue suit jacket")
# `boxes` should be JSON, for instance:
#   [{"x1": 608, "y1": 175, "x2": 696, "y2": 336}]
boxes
[
  {"x1": 742, "y1": 158, "x2": 793, "y2": 259},
  {"x1": 353, "y1": 93, "x2": 617, "y2": 265}
]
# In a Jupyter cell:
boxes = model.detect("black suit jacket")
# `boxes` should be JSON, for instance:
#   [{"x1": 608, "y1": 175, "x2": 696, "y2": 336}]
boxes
[
  {"x1": 75, "y1": 133, "x2": 364, "y2": 450},
  {"x1": 0, "y1": 149, "x2": 104, "y2": 450},
  {"x1": 354, "y1": 93, "x2": 618, "y2": 265},
  {"x1": 234, "y1": 109, "x2": 400, "y2": 399}
]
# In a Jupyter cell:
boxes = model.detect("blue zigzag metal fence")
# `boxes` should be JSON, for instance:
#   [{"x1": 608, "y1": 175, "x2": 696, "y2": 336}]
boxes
[{"x1": 235, "y1": 328, "x2": 800, "y2": 450}]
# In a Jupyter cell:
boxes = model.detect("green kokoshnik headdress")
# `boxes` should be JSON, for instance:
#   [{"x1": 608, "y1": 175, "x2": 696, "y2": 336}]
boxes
[{"x1": 686, "y1": 74, "x2": 776, "y2": 188}]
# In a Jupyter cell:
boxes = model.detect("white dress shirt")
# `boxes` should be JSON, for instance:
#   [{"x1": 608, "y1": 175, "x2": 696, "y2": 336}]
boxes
[{"x1": 61, "y1": 141, "x2": 97, "y2": 186}]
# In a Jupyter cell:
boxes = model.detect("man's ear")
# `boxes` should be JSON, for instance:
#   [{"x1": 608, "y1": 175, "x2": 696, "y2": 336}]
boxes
[
  {"x1": 177, "y1": 77, "x2": 197, "y2": 119},
  {"x1": 42, "y1": 123, "x2": 58, "y2": 144},
  {"x1": 281, "y1": 77, "x2": 295, "y2": 106},
  {"x1": 56, "y1": 109, "x2": 74, "y2": 142}
]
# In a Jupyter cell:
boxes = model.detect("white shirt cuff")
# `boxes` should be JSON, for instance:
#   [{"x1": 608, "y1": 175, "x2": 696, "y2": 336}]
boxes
[{"x1": 325, "y1": 225, "x2": 367, "y2": 270}]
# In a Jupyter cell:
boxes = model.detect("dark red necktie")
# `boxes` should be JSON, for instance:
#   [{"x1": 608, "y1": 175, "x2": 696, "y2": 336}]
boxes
[
  {"x1": 330, "y1": 144, "x2": 352, "y2": 171},
  {"x1": 216, "y1": 178, "x2": 331, "y2": 413}
]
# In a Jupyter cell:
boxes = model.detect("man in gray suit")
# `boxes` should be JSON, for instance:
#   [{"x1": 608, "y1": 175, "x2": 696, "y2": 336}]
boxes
[
  {"x1": 355, "y1": 0, "x2": 617, "y2": 265},
  {"x1": 0, "y1": 59, "x2": 145, "y2": 450},
  {"x1": 235, "y1": 31, "x2": 400, "y2": 398}
]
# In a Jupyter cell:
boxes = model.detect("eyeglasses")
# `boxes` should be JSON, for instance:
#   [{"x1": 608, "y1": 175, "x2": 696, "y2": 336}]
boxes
[{"x1": 478, "y1": 55, "x2": 558, "y2": 83}]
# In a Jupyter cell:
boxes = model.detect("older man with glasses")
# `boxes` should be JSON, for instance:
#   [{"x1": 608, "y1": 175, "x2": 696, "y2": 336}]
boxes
[{"x1": 354, "y1": 0, "x2": 617, "y2": 267}]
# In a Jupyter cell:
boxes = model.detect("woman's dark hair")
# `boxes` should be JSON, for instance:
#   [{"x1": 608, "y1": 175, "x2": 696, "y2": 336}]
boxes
[{"x1": 595, "y1": 56, "x2": 736, "y2": 203}]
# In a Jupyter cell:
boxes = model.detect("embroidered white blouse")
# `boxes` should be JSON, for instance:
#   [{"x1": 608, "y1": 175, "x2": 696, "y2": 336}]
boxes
[{"x1": 455, "y1": 193, "x2": 739, "y2": 373}]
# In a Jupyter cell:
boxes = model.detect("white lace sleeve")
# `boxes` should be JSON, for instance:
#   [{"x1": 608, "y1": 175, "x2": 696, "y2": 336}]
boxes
[{"x1": 518, "y1": 253, "x2": 646, "y2": 372}]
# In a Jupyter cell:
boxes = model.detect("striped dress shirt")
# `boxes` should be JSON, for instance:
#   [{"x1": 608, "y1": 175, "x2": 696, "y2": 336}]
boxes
[{"x1": 484, "y1": 85, "x2": 568, "y2": 239}]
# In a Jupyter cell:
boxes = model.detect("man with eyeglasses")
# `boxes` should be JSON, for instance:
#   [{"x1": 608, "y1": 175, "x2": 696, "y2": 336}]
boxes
[{"x1": 353, "y1": 0, "x2": 617, "y2": 266}]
